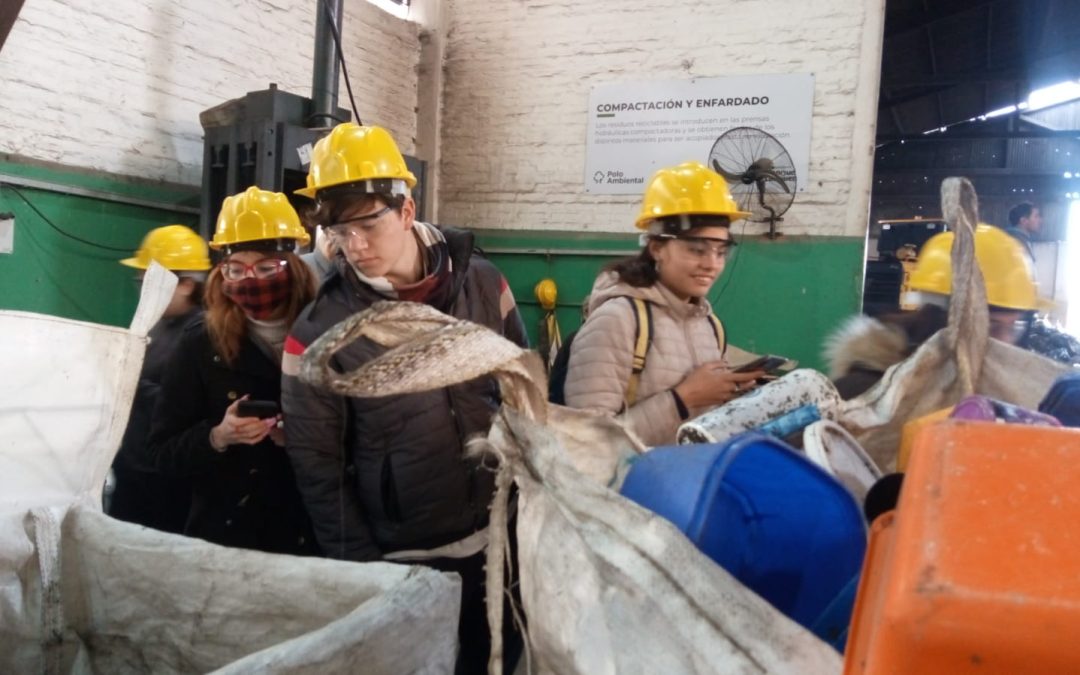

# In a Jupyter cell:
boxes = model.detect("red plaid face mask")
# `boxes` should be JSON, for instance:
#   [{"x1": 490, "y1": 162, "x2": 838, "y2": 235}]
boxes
[{"x1": 221, "y1": 268, "x2": 292, "y2": 319}]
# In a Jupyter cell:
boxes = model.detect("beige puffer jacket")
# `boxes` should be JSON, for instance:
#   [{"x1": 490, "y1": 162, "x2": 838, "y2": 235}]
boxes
[{"x1": 564, "y1": 272, "x2": 727, "y2": 447}]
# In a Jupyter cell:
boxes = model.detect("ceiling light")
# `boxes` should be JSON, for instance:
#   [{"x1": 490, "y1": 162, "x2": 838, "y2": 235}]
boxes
[
  {"x1": 984, "y1": 105, "x2": 1017, "y2": 118},
  {"x1": 1027, "y1": 81, "x2": 1080, "y2": 112}
]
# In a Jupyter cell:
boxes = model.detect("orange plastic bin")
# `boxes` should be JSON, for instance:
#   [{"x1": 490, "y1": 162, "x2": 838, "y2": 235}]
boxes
[{"x1": 845, "y1": 421, "x2": 1080, "y2": 674}]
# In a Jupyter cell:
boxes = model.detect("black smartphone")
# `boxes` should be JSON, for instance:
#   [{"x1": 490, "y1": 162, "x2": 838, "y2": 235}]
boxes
[
  {"x1": 235, "y1": 400, "x2": 280, "y2": 419},
  {"x1": 733, "y1": 355, "x2": 793, "y2": 374}
]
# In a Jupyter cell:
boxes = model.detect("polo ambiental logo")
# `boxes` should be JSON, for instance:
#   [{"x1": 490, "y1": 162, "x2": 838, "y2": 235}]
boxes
[{"x1": 594, "y1": 170, "x2": 645, "y2": 186}]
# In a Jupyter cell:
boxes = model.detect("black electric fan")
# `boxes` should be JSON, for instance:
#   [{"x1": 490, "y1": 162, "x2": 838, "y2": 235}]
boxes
[{"x1": 708, "y1": 126, "x2": 797, "y2": 239}]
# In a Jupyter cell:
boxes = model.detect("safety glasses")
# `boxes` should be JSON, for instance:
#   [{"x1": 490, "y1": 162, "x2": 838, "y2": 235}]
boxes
[
  {"x1": 221, "y1": 257, "x2": 289, "y2": 281},
  {"x1": 656, "y1": 234, "x2": 737, "y2": 262},
  {"x1": 326, "y1": 205, "x2": 395, "y2": 241}
]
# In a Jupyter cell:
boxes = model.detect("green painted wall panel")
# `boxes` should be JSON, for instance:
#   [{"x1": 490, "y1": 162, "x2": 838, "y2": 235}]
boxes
[
  {"x1": 477, "y1": 231, "x2": 865, "y2": 372},
  {"x1": 0, "y1": 160, "x2": 199, "y2": 327},
  {"x1": 0, "y1": 155, "x2": 200, "y2": 206}
]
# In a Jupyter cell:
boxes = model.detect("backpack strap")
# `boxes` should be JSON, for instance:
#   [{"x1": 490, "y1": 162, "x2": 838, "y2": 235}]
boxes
[
  {"x1": 625, "y1": 297, "x2": 653, "y2": 406},
  {"x1": 707, "y1": 313, "x2": 727, "y2": 357}
]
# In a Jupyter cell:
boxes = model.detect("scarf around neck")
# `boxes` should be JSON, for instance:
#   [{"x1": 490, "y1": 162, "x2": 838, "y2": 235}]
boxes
[{"x1": 350, "y1": 221, "x2": 455, "y2": 310}]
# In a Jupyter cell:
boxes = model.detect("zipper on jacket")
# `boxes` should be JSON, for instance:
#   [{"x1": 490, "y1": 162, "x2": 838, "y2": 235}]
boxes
[
  {"x1": 684, "y1": 319, "x2": 700, "y2": 366},
  {"x1": 445, "y1": 388, "x2": 465, "y2": 451},
  {"x1": 445, "y1": 387, "x2": 476, "y2": 512}
]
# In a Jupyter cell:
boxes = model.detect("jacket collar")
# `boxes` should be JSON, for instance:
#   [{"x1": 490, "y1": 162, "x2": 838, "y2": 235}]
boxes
[{"x1": 327, "y1": 222, "x2": 475, "y2": 309}]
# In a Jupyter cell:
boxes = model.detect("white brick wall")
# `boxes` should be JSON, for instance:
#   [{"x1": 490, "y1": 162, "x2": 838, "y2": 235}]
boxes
[
  {"x1": 437, "y1": 0, "x2": 885, "y2": 236},
  {"x1": 0, "y1": 0, "x2": 420, "y2": 186}
]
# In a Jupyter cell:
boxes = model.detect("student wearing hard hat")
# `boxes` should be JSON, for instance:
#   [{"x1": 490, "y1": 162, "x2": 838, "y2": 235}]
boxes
[
  {"x1": 280, "y1": 123, "x2": 527, "y2": 673},
  {"x1": 110, "y1": 225, "x2": 209, "y2": 533},
  {"x1": 147, "y1": 188, "x2": 318, "y2": 555},
  {"x1": 826, "y1": 223, "x2": 1072, "y2": 399},
  {"x1": 564, "y1": 162, "x2": 763, "y2": 446}
]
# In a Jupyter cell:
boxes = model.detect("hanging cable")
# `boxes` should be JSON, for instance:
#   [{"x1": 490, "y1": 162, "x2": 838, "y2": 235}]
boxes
[
  {"x1": 713, "y1": 217, "x2": 750, "y2": 302},
  {"x1": 305, "y1": 112, "x2": 350, "y2": 127},
  {"x1": 321, "y1": 0, "x2": 362, "y2": 125},
  {"x1": 0, "y1": 183, "x2": 133, "y2": 253}
]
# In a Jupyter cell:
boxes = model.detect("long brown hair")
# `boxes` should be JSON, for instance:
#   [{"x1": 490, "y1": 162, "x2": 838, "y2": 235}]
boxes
[
  {"x1": 204, "y1": 252, "x2": 316, "y2": 365},
  {"x1": 604, "y1": 247, "x2": 661, "y2": 287}
]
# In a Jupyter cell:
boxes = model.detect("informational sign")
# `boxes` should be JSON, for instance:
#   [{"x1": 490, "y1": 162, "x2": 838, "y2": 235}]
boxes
[{"x1": 585, "y1": 74, "x2": 814, "y2": 195}]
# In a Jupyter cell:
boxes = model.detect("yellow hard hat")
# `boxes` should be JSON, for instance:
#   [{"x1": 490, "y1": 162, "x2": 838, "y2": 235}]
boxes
[
  {"x1": 634, "y1": 161, "x2": 752, "y2": 230},
  {"x1": 210, "y1": 187, "x2": 311, "y2": 251},
  {"x1": 296, "y1": 123, "x2": 417, "y2": 199},
  {"x1": 121, "y1": 225, "x2": 211, "y2": 271},
  {"x1": 908, "y1": 224, "x2": 1040, "y2": 311},
  {"x1": 534, "y1": 278, "x2": 558, "y2": 310}
]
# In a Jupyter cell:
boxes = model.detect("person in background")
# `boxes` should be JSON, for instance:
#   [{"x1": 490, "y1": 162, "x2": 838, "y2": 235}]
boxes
[
  {"x1": 1004, "y1": 201, "x2": 1041, "y2": 259},
  {"x1": 300, "y1": 225, "x2": 339, "y2": 280},
  {"x1": 564, "y1": 162, "x2": 763, "y2": 446},
  {"x1": 281, "y1": 123, "x2": 527, "y2": 674},
  {"x1": 826, "y1": 223, "x2": 1068, "y2": 399},
  {"x1": 148, "y1": 187, "x2": 318, "y2": 555},
  {"x1": 110, "y1": 225, "x2": 209, "y2": 532}
]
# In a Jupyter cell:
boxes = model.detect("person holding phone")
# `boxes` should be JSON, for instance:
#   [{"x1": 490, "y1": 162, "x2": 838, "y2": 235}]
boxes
[
  {"x1": 147, "y1": 187, "x2": 318, "y2": 555},
  {"x1": 565, "y1": 162, "x2": 763, "y2": 446}
]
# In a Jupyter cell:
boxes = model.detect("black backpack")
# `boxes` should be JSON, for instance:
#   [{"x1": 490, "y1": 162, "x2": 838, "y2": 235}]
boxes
[{"x1": 547, "y1": 329, "x2": 579, "y2": 405}]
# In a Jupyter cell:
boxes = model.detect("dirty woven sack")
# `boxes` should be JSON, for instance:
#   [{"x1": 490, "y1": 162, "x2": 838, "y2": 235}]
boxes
[
  {"x1": 300, "y1": 301, "x2": 843, "y2": 675},
  {"x1": 838, "y1": 178, "x2": 1070, "y2": 470},
  {"x1": 0, "y1": 264, "x2": 461, "y2": 674}
]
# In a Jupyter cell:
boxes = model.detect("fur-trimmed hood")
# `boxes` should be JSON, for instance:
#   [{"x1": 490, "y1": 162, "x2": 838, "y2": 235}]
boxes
[
  {"x1": 824, "y1": 305, "x2": 949, "y2": 380},
  {"x1": 823, "y1": 316, "x2": 909, "y2": 379}
]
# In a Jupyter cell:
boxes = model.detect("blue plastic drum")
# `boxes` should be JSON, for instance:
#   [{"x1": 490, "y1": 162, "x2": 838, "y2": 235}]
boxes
[{"x1": 620, "y1": 432, "x2": 866, "y2": 640}]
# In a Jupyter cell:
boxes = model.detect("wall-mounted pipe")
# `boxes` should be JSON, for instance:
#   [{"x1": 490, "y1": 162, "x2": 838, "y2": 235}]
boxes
[{"x1": 310, "y1": 0, "x2": 344, "y2": 127}]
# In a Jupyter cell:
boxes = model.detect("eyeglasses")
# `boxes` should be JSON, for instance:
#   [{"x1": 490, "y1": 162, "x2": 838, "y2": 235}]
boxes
[
  {"x1": 221, "y1": 257, "x2": 288, "y2": 281},
  {"x1": 662, "y1": 235, "x2": 736, "y2": 261},
  {"x1": 326, "y1": 205, "x2": 394, "y2": 241}
]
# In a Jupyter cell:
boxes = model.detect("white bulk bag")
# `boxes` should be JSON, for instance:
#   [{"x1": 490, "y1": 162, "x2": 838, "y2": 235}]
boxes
[{"x1": 0, "y1": 265, "x2": 461, "y2": 674}]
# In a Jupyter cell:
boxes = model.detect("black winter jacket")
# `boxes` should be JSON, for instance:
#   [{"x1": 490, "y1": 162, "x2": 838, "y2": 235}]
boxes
[
  {"x1": 281, "y1": 226, "x2": 528, "y2": 562},
  {"x1": 147, "y1": 318, "x2": 318, "y2": 555},
  {"x1": 117, "y1": 308, "x2": 201, "y2": 474},
  {"x1": 110, "y1": 307, "x2": 200, "y2": 531}
]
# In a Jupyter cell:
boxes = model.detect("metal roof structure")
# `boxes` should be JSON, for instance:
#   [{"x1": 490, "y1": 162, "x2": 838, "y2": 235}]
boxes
[{"x1": 872, "y1": 0, "x2": 1080, "y2": 240}]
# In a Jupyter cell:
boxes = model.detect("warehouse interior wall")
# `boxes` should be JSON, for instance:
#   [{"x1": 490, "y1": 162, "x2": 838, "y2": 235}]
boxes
[
  {"x1": 0, "y1": 0, "x2": 886, "y2": 370},
  {"x1": 436, "y1": 0, "x2": 886, "y2": 368},
  {"x1": 0, "y1": 0, "x2": 421, "y2": 326},
  {"x1": 0, "y1": 0, "x2": 420, "y2": 183},
  {"x1": 437, "y1": 0, "x2": 884, "y2": 237}
]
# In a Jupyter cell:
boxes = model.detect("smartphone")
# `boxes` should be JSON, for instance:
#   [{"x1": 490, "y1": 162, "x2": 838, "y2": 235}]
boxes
[
  {"x1": 733, "y1": 355, "x2": 793, "y2": 374},
  {"x1": 236, "y1": 399, "x2": 280, "y2": 419}
]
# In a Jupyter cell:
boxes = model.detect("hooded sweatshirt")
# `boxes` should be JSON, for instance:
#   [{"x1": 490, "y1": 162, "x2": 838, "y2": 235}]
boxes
[{"x1": 564, "y1": 272, "x2": 727, "y2": 446}]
